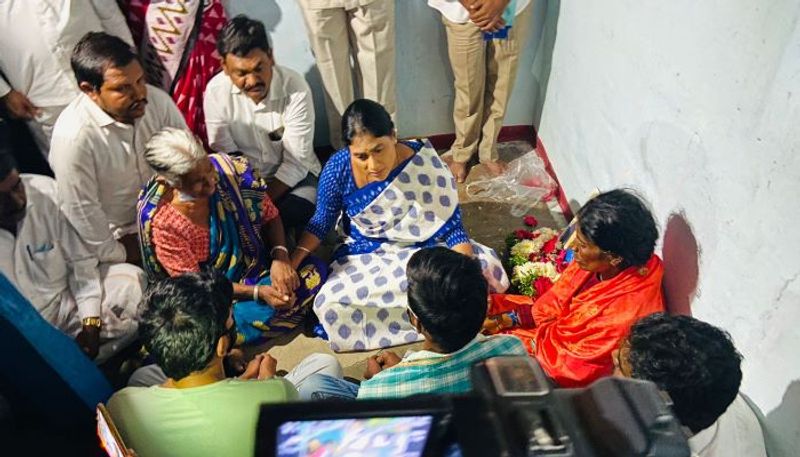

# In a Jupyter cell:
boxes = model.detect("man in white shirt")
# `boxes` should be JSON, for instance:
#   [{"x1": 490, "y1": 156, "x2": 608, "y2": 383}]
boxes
[
  {"x1": 0, "y1": 0, "x2": 133, "y2": 155},
  {"x1": 428, "y1": 0, "x2": 532, "y2": 183},
  {"x1": 613, "y1": 313, "x2": 768, "y2": 457},
  {"x1": 296, "y1": 0, "x2": 396, "y2": 149},
  {"x1": 0, "y1": 153, "x2": 145, "y2": 363},
  {"x1": 49, "y1": 32, "x2": 187, "y2": 265},
  {"x1": 205, "y1": 15, "x2": 320, "y2": 234}
]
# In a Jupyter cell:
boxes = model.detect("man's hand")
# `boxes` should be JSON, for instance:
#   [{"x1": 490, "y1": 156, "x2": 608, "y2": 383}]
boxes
[
  {"x1": 259, "y1": 285, "x2": 296, "y2": 309},
  {"x1": 266, "y1": 179, "x2": 291, "y2": 202},
  {"x1": 270, "y1": 258, "x2": 300, "y2": 296},
  {"x1": 363, "y1": 351, "x2": 402, "y2": 380},
  {"x1": 119, "y1": 233, "x2": 142, "y2": 266},
  {"x1": 1, "y1": 90, "x2": 40, "y2": 120},
  {"x1": 76, "y1": 325, "x2": 101, "y2": 359},
  {"x1": 465, "y1": 0, "x2": 510, "y2": 32},
  {"x1": 239, "y1": 353, "x2": 278, "y2": 380},
  {"x1": 364, "y1": 355, "x2": 383, "y2": 380}
]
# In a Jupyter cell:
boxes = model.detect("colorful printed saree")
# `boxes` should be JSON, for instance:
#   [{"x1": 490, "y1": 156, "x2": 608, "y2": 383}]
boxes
[{"x1": 138, "y1": 153, "x2": 325, "y2": 344}]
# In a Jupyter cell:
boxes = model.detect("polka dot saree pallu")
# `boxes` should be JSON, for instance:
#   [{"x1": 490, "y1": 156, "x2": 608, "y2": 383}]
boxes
[{"x1": 315, "y1": 144, "x2": 509, "y2": 351}]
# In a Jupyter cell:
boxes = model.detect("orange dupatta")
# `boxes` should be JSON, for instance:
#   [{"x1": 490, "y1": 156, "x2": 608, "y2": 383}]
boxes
[{"x1": 489, "y1": 254, "x2": 665, "y2": 387}]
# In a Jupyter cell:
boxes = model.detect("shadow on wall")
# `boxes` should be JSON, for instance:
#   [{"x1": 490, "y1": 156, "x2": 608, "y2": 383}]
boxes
[
  {"x1": 764, "y1": 380, "x2": 800, "y2": 457},
  {"x1": 230, "y1": 0, "x2": 282, "y2": 32},
  {"x1": 531, "y1": 0, "x2": 561, "y2": 130},
  {"x1": 661, "y1": 211, "x2": 700, "y2": 316},
  {"x1": 304, "y1": 65, "x2": 332, "y2": 148}
]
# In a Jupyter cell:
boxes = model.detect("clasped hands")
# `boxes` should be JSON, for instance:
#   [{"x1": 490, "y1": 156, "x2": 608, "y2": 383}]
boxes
[
  {"x1": 237, "y1": 352, "x2": 278, "y2": 380},
  {"x1": 363, "y1": 351, "x2": 403, "y2": 380},
  {"x1": 263, "y1": 256, "x2": 300, "y2": 309},
  {"x1": 459, "y1": 0, "x2": 512, "y2": 32}
]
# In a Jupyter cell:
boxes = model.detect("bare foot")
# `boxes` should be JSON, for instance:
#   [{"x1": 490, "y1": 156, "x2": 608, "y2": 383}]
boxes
[
  {"x1": 447, "y1": 160, "x2": 470, "y2": 183},
  {"x1": 483, "y1": 160, "x2": 508, "y2": 176}
]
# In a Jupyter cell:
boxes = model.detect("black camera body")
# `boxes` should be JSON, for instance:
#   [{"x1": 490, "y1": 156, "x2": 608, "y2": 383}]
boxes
[
  {"x1": 458, "y1": 356, "x2": 691, "y2": 457},
  {"x1": 256, "y1": 356, "x2": 690, "y2": 457}
]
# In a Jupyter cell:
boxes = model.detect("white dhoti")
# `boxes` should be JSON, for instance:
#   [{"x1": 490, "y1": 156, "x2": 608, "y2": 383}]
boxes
[{"x1": 56, "y1": 263, "x2": 146, "y2": 363}]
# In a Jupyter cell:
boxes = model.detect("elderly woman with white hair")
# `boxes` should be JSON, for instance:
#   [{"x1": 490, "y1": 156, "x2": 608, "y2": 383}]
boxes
[{"x1": 137, "y1": 128, "x2": 326, "y2": 344}]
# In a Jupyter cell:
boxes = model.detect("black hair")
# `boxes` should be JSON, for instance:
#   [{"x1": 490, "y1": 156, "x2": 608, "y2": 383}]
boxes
[
  {"x1": 341, "y1": 99, "x2": 395, "y2": 145},
  {"x1": 406, "y1": 247, "x2": 488, "y2": 353},
  {"x1": 576, "y1": 189, "x2": 658, "y2": 267},
  {"x1": 140, "y1": 271, "x2": 234, "y2": 380},
  {"x1": 71, "y1": 32, "x2": 139, "y2": 91},
  {"x1": 626, "y1": 313, "x2": 743, "y2": 433},
  {"x1": 216, "y1": 15, "x2": 272, "y2": 58}
]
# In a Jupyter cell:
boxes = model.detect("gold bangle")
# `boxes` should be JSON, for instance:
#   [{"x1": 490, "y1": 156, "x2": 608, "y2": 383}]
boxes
[
  {"x1": 297, "y1": 246, "x2": 312, "y2": 255},
  {"x1": 270, "y1": 245, "x2": 289, "y2": 256}
]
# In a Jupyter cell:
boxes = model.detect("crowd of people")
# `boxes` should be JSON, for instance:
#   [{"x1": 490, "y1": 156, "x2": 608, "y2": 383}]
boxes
[{"x1": 0, "y1": 2, "x2": 768, "y2": 457}]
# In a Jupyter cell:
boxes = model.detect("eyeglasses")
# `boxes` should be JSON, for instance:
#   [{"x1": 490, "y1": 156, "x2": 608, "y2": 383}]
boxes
[{"x1": 406, "y1": 307, "x2": 418, "y2": 324}]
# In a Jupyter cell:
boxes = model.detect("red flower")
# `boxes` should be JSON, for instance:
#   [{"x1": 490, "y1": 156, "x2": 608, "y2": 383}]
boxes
[
  {"x1": 542, "y1": 237, "x2": 559, "y2": 254},
  {"x1": 555, "y1": 250, "x2": 569, "y2": 273},
  {"x1": 523, "y1": 215, "x2": 538, "y2": 227},
  {"x1": 532, "y1": 276, "x2": 554, "y2": 297},
  {"x1": 514, "y1": 229, "x2": 535, "y2": 240},
  {"x1": 528, "y1": 252, "x2": 541, "y2": 262}
]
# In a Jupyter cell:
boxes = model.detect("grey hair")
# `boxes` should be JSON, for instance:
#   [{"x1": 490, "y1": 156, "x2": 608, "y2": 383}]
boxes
[{"x1": 144, "y1": 128, "x2": 207, "y2": 186}]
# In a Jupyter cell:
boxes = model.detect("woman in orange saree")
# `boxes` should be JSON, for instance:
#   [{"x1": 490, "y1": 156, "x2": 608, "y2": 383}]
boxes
[{"x1": 484, "y1": 189, "x2": 665, "y2": 387}]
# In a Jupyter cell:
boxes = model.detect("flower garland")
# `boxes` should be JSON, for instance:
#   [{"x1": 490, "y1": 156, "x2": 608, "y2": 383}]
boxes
[{"x1": 505, "y1": 216, "x2": 570, "y2": 298}]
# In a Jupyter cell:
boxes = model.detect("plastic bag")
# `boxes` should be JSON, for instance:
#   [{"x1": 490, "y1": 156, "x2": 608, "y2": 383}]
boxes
[{"x1": 465, "y1": 150, "x2": 557, "y2": 216}]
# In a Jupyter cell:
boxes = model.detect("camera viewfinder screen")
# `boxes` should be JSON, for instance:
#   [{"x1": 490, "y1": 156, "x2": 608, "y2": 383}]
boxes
[{"x1": 276, "y1": 415, "x2": 433, "y2": 457}]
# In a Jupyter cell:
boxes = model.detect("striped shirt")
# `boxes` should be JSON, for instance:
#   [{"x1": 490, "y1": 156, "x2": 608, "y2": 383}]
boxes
[{"x1": 357, "y1": 335, "x2": 527, "y2": 399}]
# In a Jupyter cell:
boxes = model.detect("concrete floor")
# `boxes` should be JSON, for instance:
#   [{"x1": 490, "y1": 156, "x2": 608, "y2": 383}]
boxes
[{"x1": 254, "y1": 140, "x2": 565, "y2": 379}]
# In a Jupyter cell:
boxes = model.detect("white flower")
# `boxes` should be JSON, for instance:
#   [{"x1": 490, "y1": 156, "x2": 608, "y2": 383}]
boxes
[
  {"x1": 512, "y1": 261, "x2": 559, "y2": 282},
  {"x1": 510, "y1": 239, "x2": 540, "y2": 259}
]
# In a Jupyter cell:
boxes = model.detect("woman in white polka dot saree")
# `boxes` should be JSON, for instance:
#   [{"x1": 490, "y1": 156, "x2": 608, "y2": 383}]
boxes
[{"x1": 290, "y1": 100, "x2": 509, "y2": 351}]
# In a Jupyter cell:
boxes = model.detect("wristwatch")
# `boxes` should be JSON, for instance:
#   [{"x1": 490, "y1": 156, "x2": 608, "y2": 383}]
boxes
[{"x1": 82, "y1": 317, "x2": 102, "y2": 328}]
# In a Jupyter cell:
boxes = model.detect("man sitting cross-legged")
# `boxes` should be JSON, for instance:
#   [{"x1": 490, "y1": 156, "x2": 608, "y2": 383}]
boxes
[
  {"x1": 613, "y1": 313, "x2": 768, "y2": 457},
  {"x1": 297, "y1": 246, "x2": 527, "y2": 400},
  {"x1": 108, "y1": 271, "x2": 343, "y2": 457},
  {"x1": 0, "y1": 153, "x2": 144, "y2": 363}
]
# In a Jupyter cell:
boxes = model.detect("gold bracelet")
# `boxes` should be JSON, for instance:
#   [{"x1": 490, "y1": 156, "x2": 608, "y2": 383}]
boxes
[
  {"x1": 82, "y1": 317, "x2": 102, "y2": 328},
  {"x1": 297, "y1": 246, "x2": 312, "y2": 254}
]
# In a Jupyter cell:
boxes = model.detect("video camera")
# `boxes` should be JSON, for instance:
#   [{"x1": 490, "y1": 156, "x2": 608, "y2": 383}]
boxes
[{"x1": 255, "y1": 356, "x2": 690, "y2": 457}]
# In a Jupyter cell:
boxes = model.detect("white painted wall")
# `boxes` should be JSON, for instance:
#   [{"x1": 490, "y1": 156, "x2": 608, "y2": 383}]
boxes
[
  {"x1": 223, "y1": 0, "x2": 546, "y2": 144},
  {"x1": 535, "y1": 1, "x2": 800, "y2": 454}
]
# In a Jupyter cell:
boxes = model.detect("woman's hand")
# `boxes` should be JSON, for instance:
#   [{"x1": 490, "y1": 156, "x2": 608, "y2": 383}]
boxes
[
  {"x1": 259, "y1": 285, "x2": 295, "y2": 309},
  {"x1": 482, "y1": 313, "x2": 513, "y2": 335},
  {"x1": 270, "y1": 259, "x2": 300, "y2": 295}
]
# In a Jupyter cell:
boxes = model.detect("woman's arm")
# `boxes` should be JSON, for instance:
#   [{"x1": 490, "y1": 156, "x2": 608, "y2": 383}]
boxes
[
  {"x1": 290, "y1": 152, "x2": 347, "y2": 268},
  {"x1": 452, "y1": 242, "x2": 474, "y2": 257},
  {"x1": 290, "y1": 231, "x2": 322, "y2": 270},
  {"x1": 442, "y1": 207, "x2": 474, "y2": 256},
  {"x1": 261, "y1": 213, "x2": 300, "y2": 297},
  {"x1": 232, "y1": 282, "x2": 293, "y2": 308}
]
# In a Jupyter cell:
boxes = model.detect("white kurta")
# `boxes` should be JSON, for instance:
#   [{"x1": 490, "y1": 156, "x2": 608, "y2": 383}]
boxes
[
  {"x1": 0, "y1": 175, "x2": 146, "y2": 362},
  {"x1": 0, "y1": 0, "x2": 133, "y2": 151},
  {"x1": 688, "y1": 394, "x2": 768, "y2": 457},
  {"x1": 49, "y1": 85, "x2": 186, "y2": 263},
  {"x1": 204, "y1": 66, "x2": 320, "y2": 202}
]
